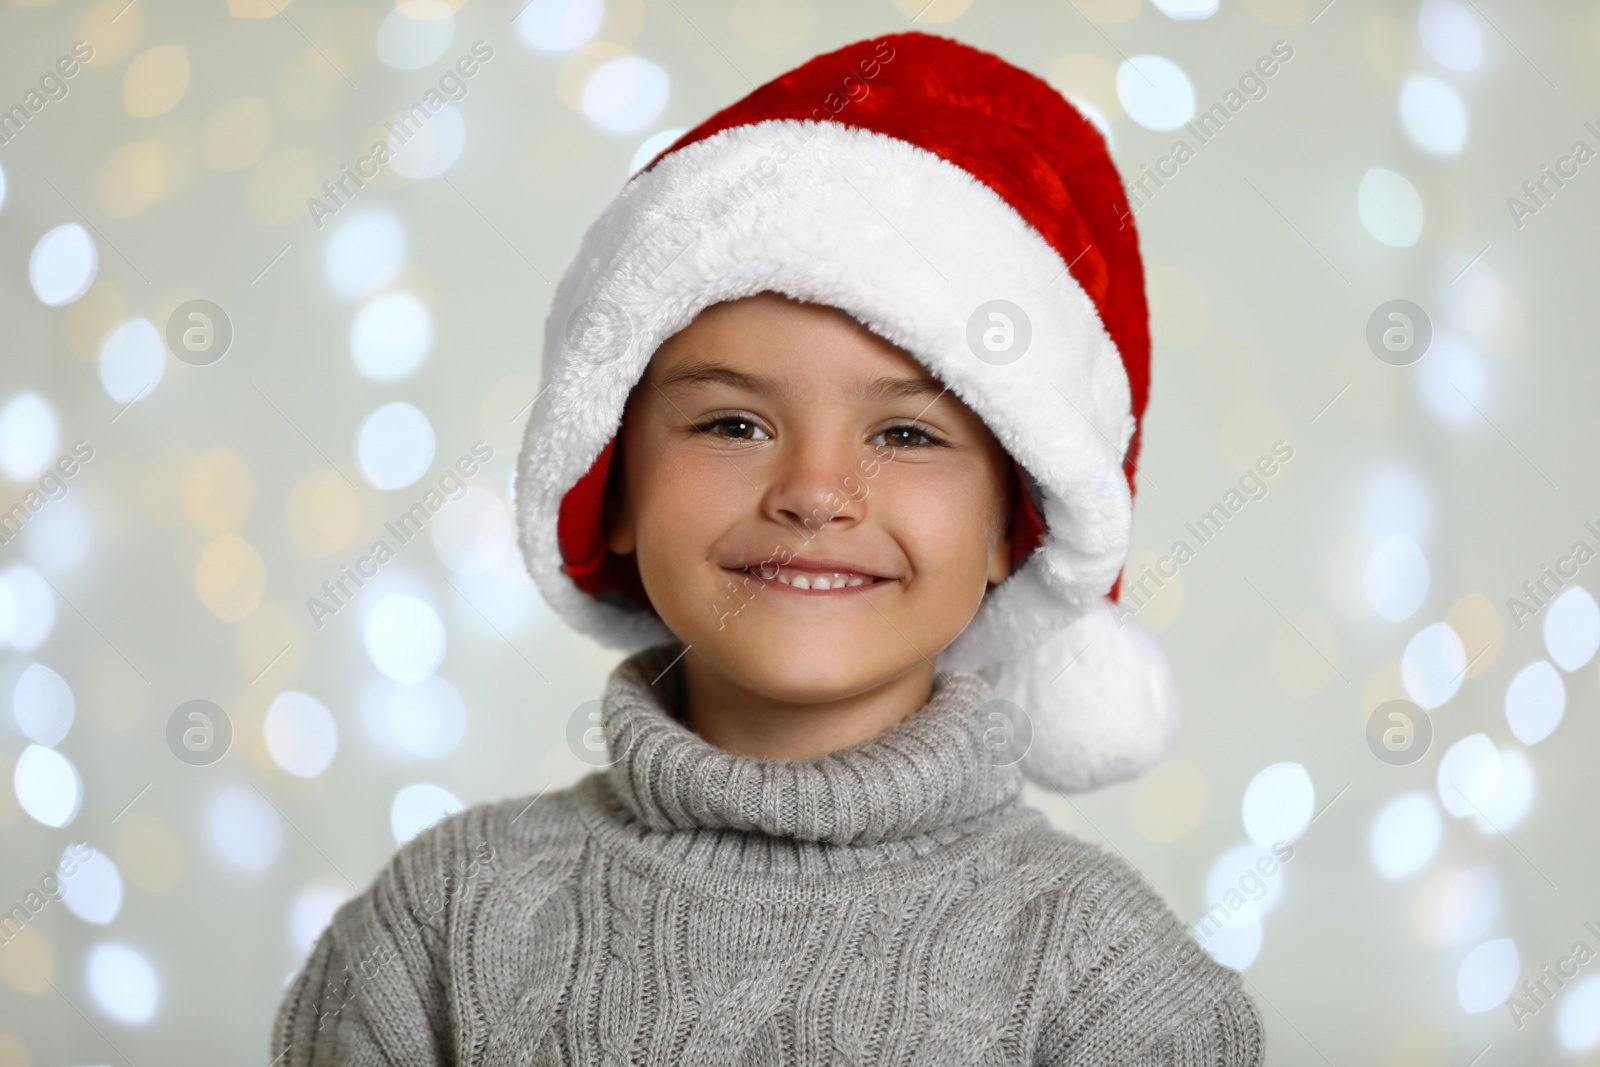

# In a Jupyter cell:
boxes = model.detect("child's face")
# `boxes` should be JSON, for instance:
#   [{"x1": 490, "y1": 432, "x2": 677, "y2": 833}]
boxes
[{"x1": 606, "y1": 292, "x2": 1016, "y2": 705}]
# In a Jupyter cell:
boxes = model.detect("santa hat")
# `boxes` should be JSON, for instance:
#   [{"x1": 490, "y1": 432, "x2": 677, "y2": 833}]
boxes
[{"x1": 514, "y1": 30, "x2": 1180, "y2": 794}]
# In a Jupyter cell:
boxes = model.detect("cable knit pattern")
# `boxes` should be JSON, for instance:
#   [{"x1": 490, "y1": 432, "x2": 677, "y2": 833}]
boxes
[{"x1": 272, "y1": 646, "x2": 1264, "y2": 1065}]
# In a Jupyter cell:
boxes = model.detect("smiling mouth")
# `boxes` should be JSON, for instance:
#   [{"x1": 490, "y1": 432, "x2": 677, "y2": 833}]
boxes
[{"x1": 732, "y1": 563, "x2": 892, "y2": 592}]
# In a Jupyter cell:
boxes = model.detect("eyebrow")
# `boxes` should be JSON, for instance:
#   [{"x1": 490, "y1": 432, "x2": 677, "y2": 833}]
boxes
[{"x1": 655, "y1": 359, "x2": 947, "y2": 405}]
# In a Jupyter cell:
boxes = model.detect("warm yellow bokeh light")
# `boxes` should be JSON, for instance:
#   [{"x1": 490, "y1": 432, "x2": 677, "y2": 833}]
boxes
[
  {"x1": 99, "y1": 138, "x2": 165, "y2": 217},
  {"x1": 64, "y1": 281, "x2": 128, "y2": 364},
  {"x1": 0, "y1": 925, "x2": 52, "y2": 995},
  {"x1": 1445, "y1": 593, "x2": 1501, "y2": 679},
  {"x1": 78, "y1": 0, "x2": 143, "y2": 65},
  {"x1": 185, "y1": 448, "x2": 254, "y2": 534},
  {"x1": 1046, "y1": 53, "x2": 1124, "y2": 121},
  {"x1": 1129, "y1": 758, "x2": 1207, "y2": 844},
  {"x1": 196, "y1": 533, "x2": 267, "y2": 621},
  {"x1": 114, "y1": 810, "x2": 184, "y2": 893},
  {"x1": 0, "y1": 1032, "x2": 30, "y2": 1067},
  {"x1": 123, "y1": 43, "x2": 190, "y2": 118},
  {"x1": 286, "y1": 469, "x2": 361, "y2": 558},
  {"x1": 201, "y1": 96, "x2": 273, "y2": 172}
]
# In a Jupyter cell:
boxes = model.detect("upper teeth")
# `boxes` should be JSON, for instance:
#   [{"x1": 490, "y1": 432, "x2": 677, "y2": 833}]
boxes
[{"x1": 747, "y1": 565, "x2": 878, "y2": 590}]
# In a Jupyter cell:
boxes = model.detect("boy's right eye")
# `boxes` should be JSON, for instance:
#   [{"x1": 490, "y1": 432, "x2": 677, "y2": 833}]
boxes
[{"x1": 694, "y1": 415, "x2": 772, "y2": 442}]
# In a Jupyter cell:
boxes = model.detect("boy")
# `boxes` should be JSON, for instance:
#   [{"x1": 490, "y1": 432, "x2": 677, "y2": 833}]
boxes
[{"x1": 273, "y1": 31, "x2": 1264, "y2": 1065}]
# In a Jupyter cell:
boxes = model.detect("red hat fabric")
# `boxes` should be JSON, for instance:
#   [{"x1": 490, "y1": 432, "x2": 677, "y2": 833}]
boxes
[{"x1": 516, "y1": 31, "x2": 1180, "y2": 793}]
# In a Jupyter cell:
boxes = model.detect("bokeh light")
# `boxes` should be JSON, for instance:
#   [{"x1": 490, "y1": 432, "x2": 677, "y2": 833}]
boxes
[
  {"x1": 1240, "y1": 762, "x2": 1314, "y2": 849},
  {"x1": 61, "y1": 846, "x2": 124, "y2": 925},
  {"x1": 1205, "y1": 842, "x2": 1284, "y2": 918},
  {"x1": 1115, "y1": 55, "x2": 1194, "y2": 132},
  {"x1": 1418, "y1": 0, "x2": 1482, "y2": 71},
  {"x1": 1472, "y1": 745, "x2": 1532, "y2": 833},
  {"x1": 629, "y1": 127, "x2": 687, "y2": 175},
  {"x1": 1504, "y1": 660, "x2": 1564, "y2": 745},
  {"x1": 326, "y1": 211, "x2": 407, "y2": 299},
  {"x1": 1370, "y1": 791, "x2": 1441, "y2": 879},
  {"x1": 264, "y1": 691, "x2": 340, "y2": 778},
  {"x1": 386, "y1": 675, "x2": 468, "y2": 758},
  {"x1": 356, "y1": 402, "x2": 436, "y2": 490},
  {"x1": 1401, "y1": 621, "x2": 1466, "y2": 709},
  {"x1": 290, "y1": 881, "x2": 354, "y2": 956},
  {"x1": 0, "y1": 392, "x2": 60, "y2": 479},
  {"x1": 581, "y1": 56, "x2": 670, "y2": 133},
  {"x1": 13, "y1": 661, "x2": 75, "y2": 746},
  {"x1": 1558, "y1": 977, "x2": 1600, "y2": 1052},
  {"x1": 517, "y1": 0, "x2": 604, "y2": 52},
  {"x1": 29, "y1": 223, "x2": 98, "y2": 306},
  {"x1": 0, "y1": 564, "x2": 57, "y2": 651},
  {"x1": 1457, "y1": 938, "x2": 1518, "y2": 1013},
  {"x1": 364, "y1": 593, "x2": 447, "y2": 683},
  {"x1": 1357, "y1": 168, "x2": 1424, "y2": 248},
  {"x1": 1437, "y1": 734, "x2": 1501, "y2": 818},
  {"x1": 1365, "y1": 465, "x2": 1432, "y2": 543},
  {"x1": 1430, "y1": 866, "x2": 1500, "y2": 945},
  {"x1": 390, "y1": 781, "x2": 463, "y2": 844},
  {"x1": 431, "y1": 486, "x2": 514, "y2": 574},
  {"x1": 1399, "y1": 76, "x2": 1467, "y2": 156},
  {"x1": 98, "y1": 316, "x2": 166, "y2": 405},
  {"x1": 388, "y1": 104, "x2": 467, "y2": 179},
  {"x1": 376, "y1": 0, "x2": 455, "y2": 70},
  {"x1": 1543, "y1": 586, "x2": 1599, "y2": 671},
  {"x1": 208, "y1": 786, "x2": 283, "y2": 871},
  {"x1": 87, "y1": 942, "x2": 160, "y2": 1024},
  {"x1": 351, "y1": 291, "x2": 433, "y2": 381},
  {"x1": 14, "y1": 743, "x2": 82, "y2": 827},
  {"x1": 1365, "y1": 534, "x2": 1430, "y2": 621},
  {"x1": 1152, "y1": 0, "x2": 1217, "y2": 18},
  {"x1": 1417, "y1": 333, "x2": 1487, "y2": 429}
]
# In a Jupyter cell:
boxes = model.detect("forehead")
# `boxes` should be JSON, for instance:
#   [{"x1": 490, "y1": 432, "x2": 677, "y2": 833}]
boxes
[{"x1": 646, "y1": 292, "x2": 940, "y2": 398}]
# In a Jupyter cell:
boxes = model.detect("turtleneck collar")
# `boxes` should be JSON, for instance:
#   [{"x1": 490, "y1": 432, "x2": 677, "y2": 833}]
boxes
[{"x1": 597, "y1": 645, "x2": 1025, "y2": 847}]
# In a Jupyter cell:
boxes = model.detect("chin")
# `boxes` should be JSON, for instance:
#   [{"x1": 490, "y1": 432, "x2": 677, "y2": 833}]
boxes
[{"x1": 698, "y1": 620, "x2": 920, "y2": 705}]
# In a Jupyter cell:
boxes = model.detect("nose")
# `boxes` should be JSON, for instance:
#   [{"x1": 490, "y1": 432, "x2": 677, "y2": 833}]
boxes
[{"x1": 760, "y1": 429, "x2": 867, "y2": 538}]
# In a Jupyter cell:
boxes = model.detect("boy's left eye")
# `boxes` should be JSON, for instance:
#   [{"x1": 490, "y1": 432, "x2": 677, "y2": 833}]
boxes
[{"x1": 871, "y1": 424, "x2": 943, "y2": 449}]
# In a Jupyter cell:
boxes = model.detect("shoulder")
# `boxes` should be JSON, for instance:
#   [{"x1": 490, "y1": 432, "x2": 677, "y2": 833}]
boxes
[
  {"x1": 326, "y1": 776, "x2": 599, "y2": 958},
  {"x1": 1003, "y1": 819, "x2": 1265, "y2": 1065}
]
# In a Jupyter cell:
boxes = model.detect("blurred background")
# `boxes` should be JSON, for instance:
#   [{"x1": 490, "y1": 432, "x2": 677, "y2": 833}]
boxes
[{"x1": 1, "y1": 0, "x2": 1598, "y2": 1062}]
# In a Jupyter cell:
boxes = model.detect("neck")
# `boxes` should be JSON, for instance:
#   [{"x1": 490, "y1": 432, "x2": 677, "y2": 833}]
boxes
[{"x1": 677, "y1": 652, "x2": 938, "y2": 761}]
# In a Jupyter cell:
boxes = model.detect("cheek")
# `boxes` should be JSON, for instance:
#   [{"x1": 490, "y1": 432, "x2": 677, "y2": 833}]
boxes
[
  {"x1": 879, "y1": 463, "x2": 1005, "y2": 576},
  {"x1": 627, "y1": 446, "x2": 746, "y2": 561}
]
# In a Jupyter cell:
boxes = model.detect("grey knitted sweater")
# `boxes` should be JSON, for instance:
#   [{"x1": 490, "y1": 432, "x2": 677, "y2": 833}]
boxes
[{"x1": 272, "y1": 646, "x2": 1264, "y2": 1065}]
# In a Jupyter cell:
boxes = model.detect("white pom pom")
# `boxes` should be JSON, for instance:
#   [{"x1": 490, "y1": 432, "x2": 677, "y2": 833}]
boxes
[{"x1": 985, "y1": 599, "x2": 1182, "y2": 794}]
